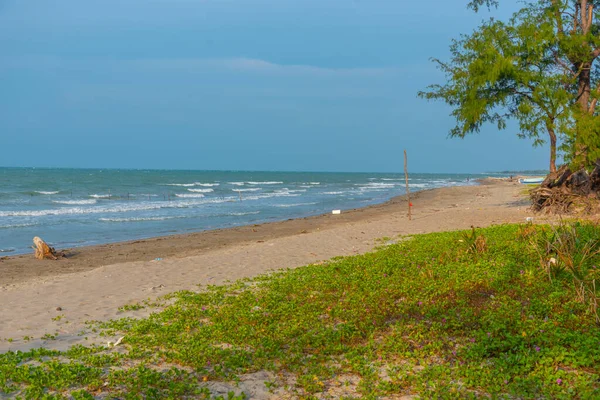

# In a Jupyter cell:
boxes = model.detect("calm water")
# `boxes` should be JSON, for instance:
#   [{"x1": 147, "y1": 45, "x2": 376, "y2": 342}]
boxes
[{"x1": 0, "y1": 168, "x2": 481, "y2": 255}]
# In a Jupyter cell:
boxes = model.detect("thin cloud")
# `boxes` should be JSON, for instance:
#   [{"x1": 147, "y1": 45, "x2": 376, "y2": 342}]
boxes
[
  {"x1": 1, "y1": 55, "x2": 404, "y2": 78},
  {"x1": 217, "y1": 58, "x2": 398, "y2": 77},
  {"x1": 125, "y1": 57, "x2": 402, "y2": 77}
]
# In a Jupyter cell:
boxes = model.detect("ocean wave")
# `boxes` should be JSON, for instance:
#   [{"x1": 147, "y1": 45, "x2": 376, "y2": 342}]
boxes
[
  {"x1": 273, "y1": 202, "x2": 318, "y2": 208},
  {"x1": 188, "y1": 188, "x2": 214, "y2": 193},
  {"x1": 243, "y1": 192, "x2": 301, "y2": 201},
  {"x1": 429, "y1": 179, "x2": 453, "y2": 185},
  {"x1": 271, "y1": 189, "x2": 304, "y2": 197},
  {"x1": 35, "y1": 191, "x2": 59, "y2": 195},
  {"x1": 228, "y1": 211, "x2": 261, "y2": 216},
  {"x1": 409, "y1": 183, "x2": 429, "y2": 188},
  {"x1": 0, "y1": 197, "x2": 236, "y2": 217},
  {"x1": 247, "y1": 181, "x2": 283, "y2": 185},
  {"x1": 195, "y1": 183, "x2": 220, "y2": 187},
  {"x1": 89, "y1": 194, "x2": 111, "y2": 199},
  {"x1": 175, "y1": 193, "x2": 205, "y2": 198},
  {"x1": 99, "y1": 216, "x2": 181, "y2": 223},
  {"x1": 358, "y1": 182, "x2": 396, "y2": 188},
  {"x1": 0, "y1": 248, "x2": 15, "y2": 253},
  {"x1": 0, "y1": 223, "x2": 37, "y2": 229},
  {"x1": 165, "y1": 183, "x2": 196, "y2": 187},
  {"x1": 229, "y1": 182, "x2": 245, "y2": 186},
  {"x1": 233, "y1": 188, "x2": 261, "y2": 192},
  {"x1": 53, "y1": 199, "x2": 97, "y2": 205},
  {"x1": 323, "y1": 191, "x2": 344, "y2": 195}
]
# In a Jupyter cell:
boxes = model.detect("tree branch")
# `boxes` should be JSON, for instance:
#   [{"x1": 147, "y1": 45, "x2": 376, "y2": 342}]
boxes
[
  {"x1": 554, "y1": 52, "x2": 577, "y2": 76},
  {"x1": 552, "y1": 0, "x2": 565, "y2": 35},
  {"x1": 589, "y1": 82, "x2": 600, "y2": 114}
]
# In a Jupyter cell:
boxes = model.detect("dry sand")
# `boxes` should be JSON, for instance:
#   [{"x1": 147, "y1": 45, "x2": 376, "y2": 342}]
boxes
[{"x1": 0, "y1": 179, "x2": 536, "y2": 352}]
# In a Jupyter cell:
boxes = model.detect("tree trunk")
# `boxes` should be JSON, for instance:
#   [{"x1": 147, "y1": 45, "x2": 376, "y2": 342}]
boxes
[
  {"x1": 577, "y1": 65, "x2": 591, "y2": 113},
  {"x1": 547, "y1": 121, "x2": 557, "y2": 173}
]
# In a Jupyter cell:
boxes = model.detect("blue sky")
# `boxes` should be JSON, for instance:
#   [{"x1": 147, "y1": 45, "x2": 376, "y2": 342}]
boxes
[{"x1": 0, "y1": 0, "x2": 548, "y2": 173}]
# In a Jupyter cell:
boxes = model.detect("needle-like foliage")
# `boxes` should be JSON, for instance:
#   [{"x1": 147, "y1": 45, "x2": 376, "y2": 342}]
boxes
[{"x1": 421, "y1": 0, "x2": 600, "y2": 172}]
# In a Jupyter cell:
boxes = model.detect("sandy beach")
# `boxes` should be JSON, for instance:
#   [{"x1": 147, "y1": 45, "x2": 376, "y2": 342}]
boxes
[{"x1": 0, "y1": 179, "x2": 534, "y2": 352}]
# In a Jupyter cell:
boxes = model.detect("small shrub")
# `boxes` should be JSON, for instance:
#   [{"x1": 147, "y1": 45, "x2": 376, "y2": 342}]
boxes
[
  {"x1": 461, "y1": 225, "x2": 487, "y2": 254},
  {"x1": 530, "y1": 221, "x2": 600, "y2": 323}
]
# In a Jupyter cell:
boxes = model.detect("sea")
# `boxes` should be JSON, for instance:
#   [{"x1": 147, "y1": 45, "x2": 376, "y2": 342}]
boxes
[{"x1": 0, "y1": 168, "x2": 486, "y2": 256}]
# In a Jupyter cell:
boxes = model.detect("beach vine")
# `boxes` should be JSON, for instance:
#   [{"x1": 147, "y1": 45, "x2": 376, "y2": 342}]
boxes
[{"x1": 1, "y1": 223, "x2": 600, "y2": 398}]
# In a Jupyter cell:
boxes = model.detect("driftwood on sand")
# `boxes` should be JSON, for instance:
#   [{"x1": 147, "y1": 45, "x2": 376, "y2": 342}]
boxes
[
  {"x1": 530, "y1": 160, "x2": 600, "y2": 213},
  {"x1": 33, "y1": 236, "x2": 62, "y2": 260}
]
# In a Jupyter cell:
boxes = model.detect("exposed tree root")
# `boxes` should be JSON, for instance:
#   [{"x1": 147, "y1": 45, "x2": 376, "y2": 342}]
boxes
[{"x1": 530, "y1": 160, "x2": 600, "y2": 214}]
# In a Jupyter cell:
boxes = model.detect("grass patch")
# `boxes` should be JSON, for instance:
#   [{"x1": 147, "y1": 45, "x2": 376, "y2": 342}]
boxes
[{"x1": 2, "y1": 224, "x2": 600, "y2": 398}]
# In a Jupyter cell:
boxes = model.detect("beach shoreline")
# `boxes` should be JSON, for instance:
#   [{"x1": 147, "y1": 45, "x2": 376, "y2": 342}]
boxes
[
  {"x1": 0, "y1": 181, "x2": 481, "y2": 287},
  {"x1": 0, "y1": 178, "x2": 534, "y2": 352}
]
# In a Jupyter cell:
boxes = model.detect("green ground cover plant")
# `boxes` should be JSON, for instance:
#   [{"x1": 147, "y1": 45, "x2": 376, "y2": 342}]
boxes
[{"x1": 1, "y1": 223, "x2": 600, "y2": 399}]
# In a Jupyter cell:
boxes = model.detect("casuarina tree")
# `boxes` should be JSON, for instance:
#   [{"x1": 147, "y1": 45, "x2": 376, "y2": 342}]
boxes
[{"x1": 421, "y1": 0, "x2": 600, "y2": 172}]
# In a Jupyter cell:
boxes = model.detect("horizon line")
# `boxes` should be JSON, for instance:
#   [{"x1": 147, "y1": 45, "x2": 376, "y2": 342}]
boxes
[{"x1": 0, "y1": 165, "x2": 547, "y2": 175}]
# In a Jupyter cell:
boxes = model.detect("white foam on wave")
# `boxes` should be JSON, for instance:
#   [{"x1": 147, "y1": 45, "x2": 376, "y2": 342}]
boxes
[
  {"x1": 429, "y1": 179, "x2": 453, "y2": 186},
  {"x1": 243, "y1": 191, "x2": 301, "y2": 201},
  {"x1": 36, "y1": 191, "x2": 59, "y2": 195},
  {"x1": 358, "y1": 182, "x2": 396, "y2": 188},
  {"x1": 0, "y1": 223, "x2": 37, "y2": 229},
  {"x1": 195, "y1": 183, "x2": 219, "y2": 187},
  {"x1": 89, "y1": 194, "x2": 111, "y2": 199},
  {"x1": 165, "y1": 183, "x2": 196, "y2": 187},
  {"x1": 175, "y1": 193, "x2": 205, "y2": 198},
  {"x1": 188, "y1": 188, "x2": 214, "y2": 193},
  {"x1": 247, "y1": 181, "x2": 283, "y2": 185},
  {"x1": 228, "y1": 211, "x2": 261, "y2": 216},
  {"x1": 53, "y1": 199, "x2": 97, "y2": 205},
  {"x1": 409, "y1": 183, "x2": 429, "y2": 188},
  {"x1": 229, "y1": 182, "x2": 245, "y2": 186},
  {"x1": 233, "y1": 188, "x2": 261, "y2": 192},
  {"x1": 356, "y1": 182, "x2": 397, "y2": 192},
  {"x1": 99, "y1": 216, "x2": 181, "y2": 223},
  {"x1": 381, "y1": 178, "x2": 403, "y2": 181},
  {"x1": 273, "y1": 202, "x2": 318, "y2": 208},
  {"x1": 0, "y1": 197, "x2": 238, "y2": 217},
  {"x1": 323, "y1": 191, "x2": 344, "y2": 195},
  {"x1": 271, "y1": 188, "x2": 304, "y2": 197}
]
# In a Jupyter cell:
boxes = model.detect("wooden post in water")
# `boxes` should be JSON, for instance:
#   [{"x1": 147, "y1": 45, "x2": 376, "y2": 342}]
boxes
[{"x1": 404, "y1": 150, "x2": 411, "y2": 221}]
